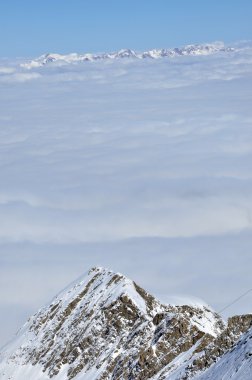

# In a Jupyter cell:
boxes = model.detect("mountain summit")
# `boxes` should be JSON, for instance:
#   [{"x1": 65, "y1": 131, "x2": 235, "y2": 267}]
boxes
[
  {"x1": 21, "y1": 42, "x2": 234, "y2": 69},
  {"x1": 0, "y1": 267, "x2": 251, "y2": 379}
]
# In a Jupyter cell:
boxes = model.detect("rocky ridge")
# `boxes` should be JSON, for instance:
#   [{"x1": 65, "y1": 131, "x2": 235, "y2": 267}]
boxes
[
  {"x1": 21, "y1": 42, "x2": 234, "y2": 69},
  {"x1": 0, "y1": 267, "x2": 251, "y2": 380},
  {"x1": 198, "y1": 325, "x2": 252, "y2": 380}
]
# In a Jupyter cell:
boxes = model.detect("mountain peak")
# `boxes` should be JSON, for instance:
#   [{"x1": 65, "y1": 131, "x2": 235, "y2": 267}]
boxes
[
  {"x1": 0, "y1": 267, "x2": 251, "y2": 380},
  {"x1": 51, "y1": 266, "x2": 160, "y2": 317},
  {"x1": 20, "y1": 42, "x2": 234, "y2": 69}
]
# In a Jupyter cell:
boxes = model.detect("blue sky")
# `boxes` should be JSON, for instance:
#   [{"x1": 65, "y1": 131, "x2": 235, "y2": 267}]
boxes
[{"x1": 0, "y1": 0, "x2": 252, "y2": 57}]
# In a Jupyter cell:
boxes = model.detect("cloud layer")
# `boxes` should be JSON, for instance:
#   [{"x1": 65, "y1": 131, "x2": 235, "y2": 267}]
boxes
[{"x1": 0, "y1": 46, "x2": 252, "y2": 345}]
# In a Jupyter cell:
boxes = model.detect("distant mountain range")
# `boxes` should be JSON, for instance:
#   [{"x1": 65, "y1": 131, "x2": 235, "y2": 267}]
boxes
[
  {"x1": 0, "y1": 267, "x2": 251, "y2": 379},
  {"x1": 21, "y1": 42, "x2": 235, "y2": 69}
]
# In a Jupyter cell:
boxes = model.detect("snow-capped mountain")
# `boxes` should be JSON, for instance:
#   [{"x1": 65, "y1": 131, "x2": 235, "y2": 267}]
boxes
[
  {"x1": 0, "y1": 267, "x2": 251, "y2": 380},
  {"x1": 21, "y1": 42, "x2": 234, "y2": 69}
]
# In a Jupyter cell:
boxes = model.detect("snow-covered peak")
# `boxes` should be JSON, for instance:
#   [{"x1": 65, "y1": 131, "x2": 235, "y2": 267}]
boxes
[
  {"x1": 0, "y1": 267, "x2": 250, "y2": 380},
  {"x1": 21, "y1": 42, "x2": 234, "y2": 69},
  {"x1": 112, "y1": 48, "x2": 138, "y2": 58},
  {"x1": 42, "y1": 266, "x2": 157, "y2": 319}
]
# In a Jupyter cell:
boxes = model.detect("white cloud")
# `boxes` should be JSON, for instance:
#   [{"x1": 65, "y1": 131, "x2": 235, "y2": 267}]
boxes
[
  {"x1": 0, "y1": 72, "x2": 41, "y2": 83},
  {"x1": 0, "y1": 66, "x2": 15, "y2": 74}
]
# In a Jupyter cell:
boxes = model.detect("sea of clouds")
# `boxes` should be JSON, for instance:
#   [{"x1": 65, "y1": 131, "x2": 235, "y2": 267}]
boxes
[{"x1": 0, "y1": 43, "x2": 252, "y2": 345}]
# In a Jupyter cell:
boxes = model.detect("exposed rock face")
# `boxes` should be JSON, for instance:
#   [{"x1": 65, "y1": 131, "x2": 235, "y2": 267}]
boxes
[{"x1": 0, "y1": 267, "x2": 251, "y2": 380}]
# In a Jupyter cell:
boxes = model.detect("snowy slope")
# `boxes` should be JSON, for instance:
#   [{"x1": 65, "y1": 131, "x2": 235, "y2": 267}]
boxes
[{"x1": 21, "y1": 42, "x2": 233, "y2": 69}]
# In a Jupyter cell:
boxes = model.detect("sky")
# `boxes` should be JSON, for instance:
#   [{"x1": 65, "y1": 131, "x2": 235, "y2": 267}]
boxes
[
  {"x1": 0, "y1": 44, "x2": 252, "y2": 345},
  {"x1": 0, "y1": 0, "x2": 252, "y2": 57}
]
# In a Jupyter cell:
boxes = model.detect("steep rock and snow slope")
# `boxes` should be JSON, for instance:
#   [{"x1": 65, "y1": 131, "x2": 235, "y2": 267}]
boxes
[
  {"x1": 0, "y1": 267, "x2": 251, "y2": 380},
  {"x1": 21, "y1": 42, "x2": 233, "y2": 69},
  {"x1": 198, "y1": 326, "x2": 252, "y2": 380},
  {"x1": 156, "y1": 314, "x2": 252, "y2": 379}
]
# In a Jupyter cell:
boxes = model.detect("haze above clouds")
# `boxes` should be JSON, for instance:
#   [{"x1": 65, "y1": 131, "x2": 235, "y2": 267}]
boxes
[{"x1": 0, "y1": 44, "x2": 252, "y2": 345}]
